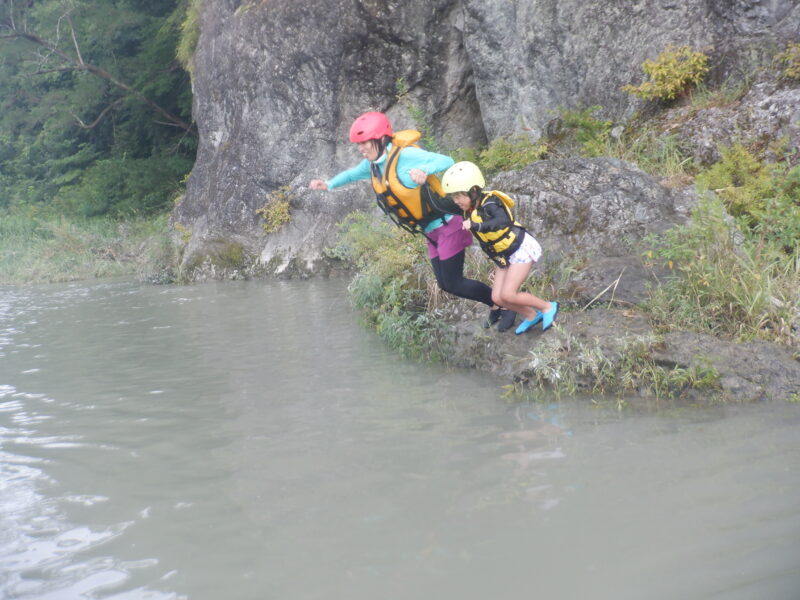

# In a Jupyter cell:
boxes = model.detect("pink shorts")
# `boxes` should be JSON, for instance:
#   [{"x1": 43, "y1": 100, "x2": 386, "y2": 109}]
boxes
[{"x1": 425, "y1": 215, "x2": 473, "y2": 260}]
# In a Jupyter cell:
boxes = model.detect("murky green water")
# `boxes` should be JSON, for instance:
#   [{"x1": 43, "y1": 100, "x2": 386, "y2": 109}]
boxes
[{"x1": 1, "y1": 278, "x2": 799, "y2": 600}]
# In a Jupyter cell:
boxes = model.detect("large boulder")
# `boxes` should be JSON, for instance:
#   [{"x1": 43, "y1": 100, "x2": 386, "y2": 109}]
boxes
[
  {"x1": 174, "y1": 0, "x2": 799, "y2": 276},
  {"x1": 490, "y1": 158, "x2": 697, "y2": 305}
]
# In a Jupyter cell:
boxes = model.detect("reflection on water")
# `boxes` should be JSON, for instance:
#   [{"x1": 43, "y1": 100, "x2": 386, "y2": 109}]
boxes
[{"x1": 0, "y1": 278, "x2": 799, "y2": 600}]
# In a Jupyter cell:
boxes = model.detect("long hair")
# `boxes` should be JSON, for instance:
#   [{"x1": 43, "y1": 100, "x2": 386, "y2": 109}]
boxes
[{"x1": 467, "y1": 186, "x2": 483, "y2": 211}]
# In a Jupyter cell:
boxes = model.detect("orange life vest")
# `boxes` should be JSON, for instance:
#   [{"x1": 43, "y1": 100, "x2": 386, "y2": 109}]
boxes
[{"x1": 369, "y1": 130, "x2": 447, "y2": 235}]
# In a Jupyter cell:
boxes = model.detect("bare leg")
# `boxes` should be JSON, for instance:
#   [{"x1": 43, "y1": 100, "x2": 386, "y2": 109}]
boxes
[{"x1": 492, "y1": 263, "x2": 551, "y2": 318}]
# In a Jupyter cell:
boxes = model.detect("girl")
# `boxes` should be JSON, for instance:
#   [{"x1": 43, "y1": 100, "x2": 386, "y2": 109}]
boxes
[
  {"x1": 441, "y1": 161, "x2": 558, "y2": 334},
  {"x1": 310, "y1": 112, "x2": 516, "y2": 330}
]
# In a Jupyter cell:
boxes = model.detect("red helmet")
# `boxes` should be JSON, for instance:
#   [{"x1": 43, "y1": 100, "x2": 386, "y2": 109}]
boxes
[{"x1": 349, "y1": 111, "x2": 392, "y2": 142}]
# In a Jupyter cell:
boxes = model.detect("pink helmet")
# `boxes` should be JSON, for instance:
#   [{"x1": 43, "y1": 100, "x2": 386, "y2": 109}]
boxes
[{"x1": 349, "y1": 111, "x2": 392, "y2": 142}]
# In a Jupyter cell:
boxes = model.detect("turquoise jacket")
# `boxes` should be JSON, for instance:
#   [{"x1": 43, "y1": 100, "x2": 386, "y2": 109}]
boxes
[{"x1": 327, "y1": 144, "x2": 454, "y2": 190}]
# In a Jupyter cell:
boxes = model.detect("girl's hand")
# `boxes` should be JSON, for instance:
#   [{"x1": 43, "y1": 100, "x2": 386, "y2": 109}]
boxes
[
  {"x1": 309, "y1": 179, "x2": 328, "y2": 191},
  {"x1": 462, "y1": 219, "x2": 472, "y2": 231},
  {"x1": 409, "y1": 168, "x2": 427, "y2": 185}
]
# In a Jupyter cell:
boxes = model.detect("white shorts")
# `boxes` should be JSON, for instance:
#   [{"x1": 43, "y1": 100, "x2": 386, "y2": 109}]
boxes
[{"x1": 508, "y1": 232, "x2": 542, "y2": 264}]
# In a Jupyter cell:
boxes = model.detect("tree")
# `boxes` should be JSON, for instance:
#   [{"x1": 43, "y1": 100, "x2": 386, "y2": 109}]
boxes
[{"x1": 0, "y1": 0, "x2": 196, "y2": 216}]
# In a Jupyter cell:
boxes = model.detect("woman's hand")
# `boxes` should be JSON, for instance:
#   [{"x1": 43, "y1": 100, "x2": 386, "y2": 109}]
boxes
[
  {"x1": 408, "y1": 168, "x2": 427, "y2": 185},
  {"x1": 462, "y1": 219, "x2": 472, "y2": 231},
  {"x1": 309, "y1": 179, "x2": 328, "y2": 191}
]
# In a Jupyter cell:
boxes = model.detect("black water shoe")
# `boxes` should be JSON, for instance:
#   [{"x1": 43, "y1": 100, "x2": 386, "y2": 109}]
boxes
[
  {"x1": 484, "y1": 307, "x2": 503, "y2": 329},
  {"x1": 496, "y1": 309, "x2": 517, "y2": 332}
]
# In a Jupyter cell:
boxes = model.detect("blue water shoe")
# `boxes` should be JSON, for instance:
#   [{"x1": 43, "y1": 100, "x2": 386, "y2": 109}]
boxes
[
  {"x1": 515, "y1": 311, "x2": 543, "y2": 335},
  {"x1": 541, "y1": 302, "x2": 559, "y2": 331}
]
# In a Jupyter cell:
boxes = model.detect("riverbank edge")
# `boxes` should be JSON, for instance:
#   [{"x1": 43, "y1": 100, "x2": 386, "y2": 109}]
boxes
[{"x1": 443, "y1": 302, "x2": 800, "y2": 406}]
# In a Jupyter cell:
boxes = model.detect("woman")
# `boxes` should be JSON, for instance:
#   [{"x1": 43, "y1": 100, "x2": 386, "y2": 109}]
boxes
[{"x1": 310, "y1": 111, "x2": 516, "y2": 330}]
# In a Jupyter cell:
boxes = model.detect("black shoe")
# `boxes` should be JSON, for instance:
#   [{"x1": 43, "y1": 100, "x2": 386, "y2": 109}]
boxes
[
  {"x1": 496, "y1": 309, "x2": 517, "y2": 332},
  {"x1": 484, "y1": 308, "x2": 503, "y2": 329}
]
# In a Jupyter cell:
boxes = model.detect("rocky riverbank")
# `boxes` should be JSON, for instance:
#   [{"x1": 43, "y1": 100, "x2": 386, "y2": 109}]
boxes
[{"x1": 170, "y1": 0, "x2": 800, "y2": 403}]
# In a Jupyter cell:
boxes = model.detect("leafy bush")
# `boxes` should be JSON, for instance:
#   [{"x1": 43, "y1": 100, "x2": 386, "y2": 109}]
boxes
[
  {"x1": 175, "y1": 0, "x2": 203, "y2": 73},
  {"x1": 256, "y1": 186, "x2": 293, "y2": 233},
  {"x1": 623, "y1": 45, "x2": 710, "y2": 101},
  {"x1": 694, "y1": 143, "x2": 800, "y2": 252},
  {"x1": 473, "y1": 135, "x2": 547, "y2": 176}
]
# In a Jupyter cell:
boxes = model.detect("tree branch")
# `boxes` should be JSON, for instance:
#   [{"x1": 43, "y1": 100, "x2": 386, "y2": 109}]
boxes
[
  {"x1": 65, "y1": 13, "x2": 83, "y2": 66},
  {"x1": 70, "y1": 98, "x2": 125, "y2": 129}
]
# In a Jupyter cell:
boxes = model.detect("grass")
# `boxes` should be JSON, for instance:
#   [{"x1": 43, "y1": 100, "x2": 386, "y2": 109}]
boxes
[
  {"x1": 328, "y1": 212, "x2": 453, "y2": 360},
  {"x1": 643, "y1": 194, "x2": 800, "y2": 345},
  {"x1": 513, "y1": 327, "x2": 721, "y2": 403},
  {"x1": 0, "y1": 211, "x2": 180, "y2": 285}
]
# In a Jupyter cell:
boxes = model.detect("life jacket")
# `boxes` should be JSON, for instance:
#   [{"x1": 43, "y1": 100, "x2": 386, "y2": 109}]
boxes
[
  {"x1": 469, "y1": 190, "x2": 524, "y2": 267},
  {"x1": 370, "y1": 130, "x2": 447, "y2": 235}
]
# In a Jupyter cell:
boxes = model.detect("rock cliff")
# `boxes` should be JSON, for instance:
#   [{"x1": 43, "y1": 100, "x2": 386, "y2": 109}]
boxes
[{"x1": 174, "y1": 0, "x2": 799, "y2": 275}]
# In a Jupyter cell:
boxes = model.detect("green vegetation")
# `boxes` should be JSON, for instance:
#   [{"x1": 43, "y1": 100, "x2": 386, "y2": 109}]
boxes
[
  {"x1": 1, "y1": 0, "x2": 195, "y2": 219},
  {"x1": 556, "y1": 106, "x2": 613, "y2": 158},
  {"x1": 1, "y1": 0, "x2": 197, "y2": 284},
  {"x1": 644, "y1": 194, "x2": 799, "y2": 345},
  {"x1": 694, "y1": 142, "x2": 800, "y2": 252},
  {"x1": 329, "y1": 212, "x2": 452, "y2": 360},
  {"x1": 775, "y1": 42, "x2": 800, "y2": 81},
  {"x1": 515, "y1": 329, "x2": 721, "y2": 402},
  {"x1": 176, "y1": 0, "x2": 203, "y2": 73},
  {"x1": 0, "y1": 212, "x2": 179, "y2": 285},
  {"x1": 256, "y1": 186, "x2": 293, "y2": 234},
  {"x1": 468, "y1": 135, "x2": 548, "y2": 177},
  {"x1": 554, "y1": 108, "x2": 694, "y2": 182},
  {"x1": 623, "y1": 45, "x2": 710, "y2": 101}
]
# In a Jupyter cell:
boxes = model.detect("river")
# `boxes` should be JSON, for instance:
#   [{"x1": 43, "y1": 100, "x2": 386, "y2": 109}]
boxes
[{"x1": 0, "y1": 278, "x2": 799, "y2": 600}]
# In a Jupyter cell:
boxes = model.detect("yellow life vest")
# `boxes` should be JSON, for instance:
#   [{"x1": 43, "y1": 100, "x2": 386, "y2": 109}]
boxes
[
  {"x1": 370, "y1": 130, "x2": 447, "y2": 234},
  {"x1": 469, "y1": 190, "x2": 523, "y2": 266}
]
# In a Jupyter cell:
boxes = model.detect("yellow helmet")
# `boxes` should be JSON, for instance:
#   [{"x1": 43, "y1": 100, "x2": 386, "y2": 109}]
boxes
[{"x1": 442, "y1": 161, "x2": 486, "y2": 194}]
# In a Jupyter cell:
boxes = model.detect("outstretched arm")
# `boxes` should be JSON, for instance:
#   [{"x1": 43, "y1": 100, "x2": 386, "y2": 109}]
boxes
[{"x1": 309, "y1": 159, "x2": 372, "y2": 191}]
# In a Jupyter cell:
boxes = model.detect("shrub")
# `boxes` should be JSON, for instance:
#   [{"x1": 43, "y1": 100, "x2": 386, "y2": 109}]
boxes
[
  {"x1": 475, "y1": 135, "x2": 547, "y2": 176},
  {"x1": 558, "y1": 106, "x2": 613, "y2": 157},
  {"x1": 53, "y1": 155, "x2": 192, "y2": 218},
  {"x1": 623, "y1": 45, "x2": 710, "y2": 101},
  {"x1": 256, "y1": 186, "x2": 293, "y2": 233},
  {"x1": 176, "y1": 0, "x2": 203, "y2": 73},
  {"x1": 694, "y1": 143, "x2": 800, "y2": 252}
]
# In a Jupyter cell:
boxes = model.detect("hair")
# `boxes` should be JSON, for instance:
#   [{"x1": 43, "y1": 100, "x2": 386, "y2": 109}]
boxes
[
  {"x1": 371, "y1": 135, "x2": 393, "y2": 159},
  {"x1": 467, "y1": 186, "x2": 483, "y2": 210}
]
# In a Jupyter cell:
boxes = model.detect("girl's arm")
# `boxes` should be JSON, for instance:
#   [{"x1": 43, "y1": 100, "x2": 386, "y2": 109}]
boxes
[
  {"x1": 311, "y1": 159, "x2": 372, "y2": 191},
  {"x1": 396, "y1": 147, "x2": 454, "y2": 187}
]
